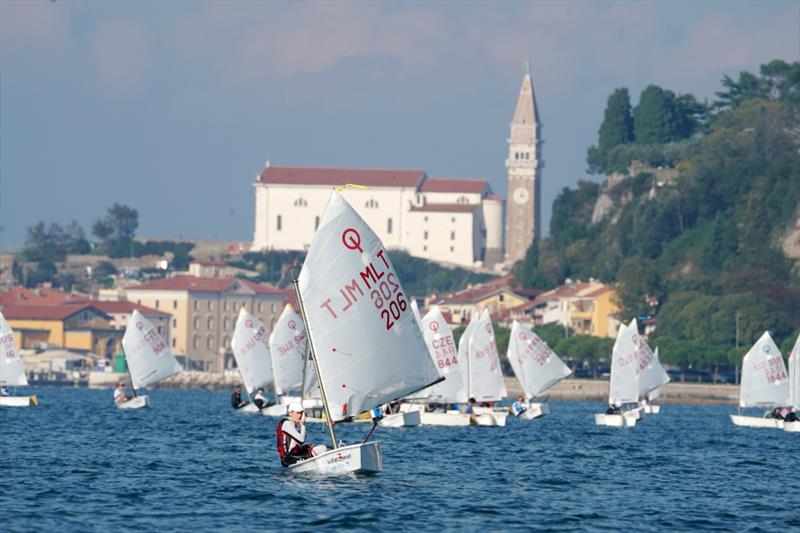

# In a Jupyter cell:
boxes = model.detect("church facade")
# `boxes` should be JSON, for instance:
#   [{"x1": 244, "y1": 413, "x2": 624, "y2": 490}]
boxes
[{"x1": 251, "y1": 70, "x2": 542, "y2": 269}]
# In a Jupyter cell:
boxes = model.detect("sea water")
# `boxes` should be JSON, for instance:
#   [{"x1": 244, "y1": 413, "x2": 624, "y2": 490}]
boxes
[{"x1": 1, "y1": 388, "x2": 797, "y2": 531}]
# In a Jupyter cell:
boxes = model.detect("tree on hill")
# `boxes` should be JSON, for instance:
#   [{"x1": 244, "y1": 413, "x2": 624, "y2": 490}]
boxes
[
  {"x1": 92, "y1": 203, "x2": 139, "y2": 258},
  {"x1": 633, "y1": 85, "x2": 696, "y2": 144},
  {"x1": 587, "y1": 88, "x2": 634, "y2": 174}
]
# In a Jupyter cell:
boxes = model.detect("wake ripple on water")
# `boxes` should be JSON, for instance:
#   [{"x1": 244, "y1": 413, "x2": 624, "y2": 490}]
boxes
[{"x1": 1, "y1": 389, "x2": 797, "y2": 531}]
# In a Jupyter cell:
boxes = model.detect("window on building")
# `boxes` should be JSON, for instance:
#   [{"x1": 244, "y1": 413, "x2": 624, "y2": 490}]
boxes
[
  {"x1": 172, "y1": 318, "x2": 177, "y2": 328},
  {"x1": 173, "y1": 300, "x2": 177, "y2": 309},
  {"x1": 193, "y1": 316, "x2": 200, "y2": 329},
  {"x1": 315, "y1": 216, "x2": 320, "y2": 230},
  {"x1": 515, "y1": 152, "x2": 519, "y2": 160},
  {"x1": 423, "y1": 245, "x2": 427, "y2": 252},
  {"x1": 137, "y1": 300, "x2": 141, "y2": 305},
  {"x1": 271, "y1": 302, "x2": 276, "y2": 313},
  {"x1": 258, "y1": 302, "x2": 263, "y2": 313},
  {"x1": 193, "y1": 301, "x2": 198, "y2": 311},
  {"x1": 365, "y1": 199, "x2": 379, "y2": 208},
  {"x1": 223, "y1": 301, "x2": 229, "y2": 311},
  {"x1": 172, "y1": 338, "x2": 176, "y2": 348},
  {"x1": 451, "y1": 231, "x2": 455, "y2": 240},
  {"x1": 223, "y1": 336, "x2": 230, "y2": 349},
  {"x1": 423, "y1": 231, "x2": 428, "y2": 240},
  {"x1": 456, "y1": 196, "x2": 469, "y2": 204},
  {"x1": 424, "y1": 216, "x2": 428, "y2": 222},
  {"x1": 157, "y1": 326, "x2": 163, "y2": 335},
  {"x1": 450, "y1": 246, "x2": 454, "y2": 252},
  {"x1": 223, "y1": 316, "x2": 229, "y2": 331},
  {"x1": 207, "y1": 336, "x2": 214, "y2": 350},
  {"x1": 277, "y1": 215, "x2": 282, "y2": 231},
  {"x1": 387, "y1": 218, "x2": 393, "y2": 234},
  {"x1": 193, "y1": 336, "x2": 199, "y2": 349},
  {"x1": 294, "y1": 198, "x2": 308, "y2": 207},
  {"x1": 233, "y1": 302, "x2": 239, "y2": 312},
  {"x1": 155, "y1": 301, "x2": 159, "y2": 309},
  {"x1": 207, "y1": 317, "x2": 214, "y2": 330},
  {"x1": 207, "y1": 301, "x2": 213, "y2": 311}
]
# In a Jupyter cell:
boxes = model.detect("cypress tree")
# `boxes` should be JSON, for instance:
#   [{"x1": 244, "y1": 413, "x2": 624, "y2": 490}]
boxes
[
  {"x1": 586, "y1": 88, "x2": 634, "y2": 173},
  {"x1": 633, "y1": 85, "x2": 684, "y2": 144}
]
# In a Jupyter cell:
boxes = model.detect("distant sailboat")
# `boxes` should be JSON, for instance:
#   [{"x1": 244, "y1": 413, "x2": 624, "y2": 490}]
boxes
[
  {"x1": 507, "y1": 321, "x2": 572, "y2": 420},
  {"x1": 730, "y1": 331, "x2": 789, "y2": 429},
  {"x1": 289, "y1": 191, "x2": 441, "y2": 474},
  {"x1": 595, "y1": 320, "x2": 642, "y2": 427},
  {"x1": 636, "y1": 338, "x2": 670, "y2": 415},
  {"x1": 118, "y1": 310, "x2": 183, "y2": 409},
  {"x1": 0, "y1": 312, "x2": 37, "y2": 407},
  {"x1": 231, "y1": 308, "x2": 276, "y2": 414},
  {"x1": 785, "y1": 333, "x2": 800, "y2": 433}
]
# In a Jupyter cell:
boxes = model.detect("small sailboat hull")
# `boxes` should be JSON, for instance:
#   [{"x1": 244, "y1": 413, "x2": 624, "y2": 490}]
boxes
[
  {"x1": 517, "y1": 402, "x2": 550, "y2": 420},
  {"x1": 117, "y1": 395, "x2": 150, "y2": 410},
  {"x1": 418, "y1": 411, "x2": 472, "y2": 427},
  {"x1": 289, "y1": 442, "x2": 383, "y2": 475},
  {"x1": 0, "y1": 395, "x2": 37, "y2": 407},
  {"x1": 260, "y1": 404, "x2": 289, "y2": 417},
  {"x1": 379, "y1": 410, "x2": 421, "y2": 428},
  {"x1": 730, "y1": 414, "x2": 784, "y2": 429},
  {"x1": 594, "y1": 413, "x2": 637, "y2": 427},
  {"x1": 783, "y1": 421, "x2": 800, "y2": 433},
  {"x1": 234, "y1": 403, "x2": 260, "y2": 414}
]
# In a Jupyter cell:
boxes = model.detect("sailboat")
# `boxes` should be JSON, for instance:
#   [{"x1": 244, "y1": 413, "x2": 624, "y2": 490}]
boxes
[
  {"x1": 730, "y1": 331, "x2": 789, "y2": 429},
  {"x1": 595, "y1": 320, "x2": 642, "y2": 427},
  {"x1": 785, "y1": 333, "x2": 800, "y2": 433},
  {"x1": 0, "y1": 312, "x2": 38, "y2": 407},
  {"x1": 118, "y1": 310, "x2": 183, "y2": 409},
  {"x1": 399, "y1": 304, "x2": 473, "y2": 426},
  {"x1": 637, "y1": 341, "x2": 670, "y2": 415},
  {"x1": 288, "y1": 191, "x2": 441, "y2": 474},
  {"x1": 507, "y1": 321, "x2": 572, "y2": 420},
  {"x1": 231, "y1": 307, "x2": 276, "y2": 414},
  {"x1": 463, "y1": 310, "x2": 508, "y2": 426}
]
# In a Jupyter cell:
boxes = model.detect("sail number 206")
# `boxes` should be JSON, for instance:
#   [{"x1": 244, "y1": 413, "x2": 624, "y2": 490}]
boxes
[{"x1": 370, "y1": 273, "x2": 407, "y2": 330}]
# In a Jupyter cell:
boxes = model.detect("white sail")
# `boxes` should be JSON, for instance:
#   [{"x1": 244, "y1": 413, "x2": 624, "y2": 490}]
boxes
[
  {"x1": 297, "y1": 191, "x2": 441, "y2": 421},
  {"x1": 608, "y1": 320, "x2": 639, "y2": 405},
  {"x1": 122, "y1": 310, "x2": 182, "y2": 390},
  {"x1": 231, "y1": 308, "x2": 274, "y2": 394},
  {"x1": 410, "y1": 300, "x2": 423, "y2": 328},
  {"x1": 268, "y1": 304, "x2": 308, "y2": 395},
  {"x1": 508, "y1": 321, "x2": 571, "y2": 399},
  {"x1": 789, "y1": 334, "x2": 800, "y2": 409},
  {"x1": 466, "y1": 310, "x2": 507, "y2": 402},
  {"x1": 646, "y1": 347, "x2": 667, "y2": 401},
  {"x1": 636, "y1": 333, "x2": 670, "y2": 398},
  {"x1": 421, "y1": 305, "x2": 468, "y2": 403},
  {"x1": 0, "y1": 312, "x2": 28, "y2": 387},
  {"x1": 739, "y1": 331, "x2": 789, "y2": 408}
]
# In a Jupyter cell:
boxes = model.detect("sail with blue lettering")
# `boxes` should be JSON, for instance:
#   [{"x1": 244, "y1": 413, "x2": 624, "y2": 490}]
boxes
[
  {"x1": 298, "y1": 191, "x2": 440, "y2": 421},
  {"x1": 0, "y1": 312, "x2": 28, "y2": 387},
  {"x1": 508, "y1": 321, "x2": 571, "y2": 399},
  {"x1": 231, "y1": 307, "x2": 274, "y2": 394},
  {"x1": 122, "y1": 310, "x2": 183, "y2": 390},
  {"x1": 268, "y1": 304, "x2": 307, "y2": 395}
]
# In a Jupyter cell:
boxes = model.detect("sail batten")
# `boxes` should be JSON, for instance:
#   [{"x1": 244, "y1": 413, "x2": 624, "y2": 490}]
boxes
[
  {"x1": 0, "y1": 312, "x2": 29, "y2": 387},
  {"x1": 122, "y1": 310, "x2": 182, "y2": 390},
  {"x1": 298, "y1": 191, "x2": 440, "y2": 421}
]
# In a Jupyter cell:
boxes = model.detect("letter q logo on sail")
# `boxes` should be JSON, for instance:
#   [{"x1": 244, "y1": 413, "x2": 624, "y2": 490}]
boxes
[
  {"x1": 245, "y1": 319, "x2": 254, "y2": 328},
  {"x1": 288, "y1": 320, "x2": 296, "y2": 331},
  {"x1": 763, "y1": 345, "x2": 771, "y2": 354},
  {"x1": 136, "y1": 321, "x2": 144, "y2": 330},
  {"x1": 342, "y1": 228, "x2": 363, "y2": 253},
  {"x1": 518, "y1": 332, "x2": 528, "y2": 341},
  {"x1": 485, "y1": 323, "x2": 492, "y2": 333},
  {"x1": 429, "y1": 321, "x2": 439, "y2": 332}
]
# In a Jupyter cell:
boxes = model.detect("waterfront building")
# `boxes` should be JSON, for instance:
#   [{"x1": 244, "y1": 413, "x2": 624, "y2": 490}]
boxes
[
  {"x1": 426, "y1": 276, "x2": 534, "y2": 326},
  {"x1": 124, "y1": 275, "x2": 284, "y2": 371}
]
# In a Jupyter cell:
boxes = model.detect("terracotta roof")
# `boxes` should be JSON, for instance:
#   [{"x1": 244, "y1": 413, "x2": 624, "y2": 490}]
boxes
[
  {"x1": 484, "y1": 194, "x2": 504, "y2": 202},
  {"x1": 409, "y1": 203, "x2": 478, "y2": 213},
  {"x1": 420, "y1": 178, "x2": 489, "y2": 194},
  {"x1": 0, "y1": 304, "x2": 108, "y2": 321},
  {"x1": 90, "y1": 301, "x2": 171, "y2": 317},
  {"x1": 128, "y1": 275, "x2": 283, "y2": 296},
  {"x1": 257, "y1": 166, "x2": 426, "y2": 188},
  {"x1": 0, "y1": 287, "x2": 90, "y2": 306},
  {"x1": 191, "y1": 259, "x2": 226, "y2": 267}
]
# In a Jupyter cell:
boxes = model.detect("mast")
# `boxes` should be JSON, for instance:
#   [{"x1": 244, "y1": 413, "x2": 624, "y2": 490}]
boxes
[
  {"x1": 292, "y1": 273, "x2": 338, "y2": 449},
  {"x1": 121, "y1": 345, "x2": 137, "y2": 398}
]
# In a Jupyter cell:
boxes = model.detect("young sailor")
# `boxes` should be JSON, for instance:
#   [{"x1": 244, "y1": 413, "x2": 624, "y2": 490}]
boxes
[
  {"x1": 511, "y1": 395, "x2": 527, "y2": 417},
  {"x1": 113, "y1": 383, "x2": 128, "y2": 404},
  {"x1": 230, "y1": 385, "x2": 247, "y2": 409},
  {"x1": 276, "y1": 403, "x2": 327, "y2": 467},
  {"x1": 252, "y1": 387, "x2": 273, "y2": 409},
  {"x1": 466, "y1": 397, "x2": 478, "y2": 425}
]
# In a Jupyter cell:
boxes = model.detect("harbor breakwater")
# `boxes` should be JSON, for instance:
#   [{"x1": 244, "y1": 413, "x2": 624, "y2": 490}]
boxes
[{"x1": 88, "y1": 372, "x2": 740, "y2": 406}]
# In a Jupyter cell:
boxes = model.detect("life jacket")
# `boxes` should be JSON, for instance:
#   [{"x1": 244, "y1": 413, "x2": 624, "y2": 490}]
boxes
[{"x1": 276, "y1": 418, "x2": 301, "y2": 458}]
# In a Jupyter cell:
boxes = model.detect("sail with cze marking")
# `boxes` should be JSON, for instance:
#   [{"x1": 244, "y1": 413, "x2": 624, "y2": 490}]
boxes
[
  {"x1": 466, "y1": 310, "x2": 507, "y2": 402},
  {"x1": 420, "y1": 305, "x2": 468, "y2": 403},
  {"x1": 122, "y1": 310, "x2": 182, "y2": 391},
  {"x1": 0, "y1": 312, "x2": 29, "y2": 387},
  {"x1": 268, "y1": 304, "x2": 307, "y2": 395},
  {"x1": 297, "y1": 191, "x2": 440, "y2": 421},
  {"x1": 739, "y1": 331, "x2": 789, "y2": 408},
  {"x1": 608, "y1": 320, "x2": 639, "y2": 406},
  {"x1": 231, "y1": 308, "x2": 273, "y2": 394},
  {"x1": 508, "y1": 321, "x2": 571, "y2": 399}
]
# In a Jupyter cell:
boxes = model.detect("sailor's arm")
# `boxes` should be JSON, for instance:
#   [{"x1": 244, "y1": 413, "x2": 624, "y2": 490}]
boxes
[{"x1": 281, "y1": 420, "x2": 307, "y2": 444}]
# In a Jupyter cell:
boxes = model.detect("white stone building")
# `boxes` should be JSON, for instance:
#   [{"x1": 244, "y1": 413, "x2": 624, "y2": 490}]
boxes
[{"x1": 251, "y1": 69, "x2": 542, "y2": 269}]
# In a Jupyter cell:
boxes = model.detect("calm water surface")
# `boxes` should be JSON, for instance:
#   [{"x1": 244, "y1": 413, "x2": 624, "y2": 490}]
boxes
[{"x1": 1, "y1": 388, "x2": 797, "y2": 531}]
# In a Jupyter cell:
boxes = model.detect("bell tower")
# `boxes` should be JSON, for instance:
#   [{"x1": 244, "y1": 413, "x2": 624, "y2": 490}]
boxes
[{"x1": 504, "y1": 62, "x2": 542, "y2": 264}]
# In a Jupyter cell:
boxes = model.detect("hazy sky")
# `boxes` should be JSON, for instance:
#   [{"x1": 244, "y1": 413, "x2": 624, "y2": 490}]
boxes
[{"x1": 1, "y1": 0, "x2": 798, "y2": 250}]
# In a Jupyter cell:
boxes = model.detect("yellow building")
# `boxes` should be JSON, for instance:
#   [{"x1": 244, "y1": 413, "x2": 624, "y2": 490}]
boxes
[{"x1": 427, "y1": 275, "x2": 530, "y2": 326}]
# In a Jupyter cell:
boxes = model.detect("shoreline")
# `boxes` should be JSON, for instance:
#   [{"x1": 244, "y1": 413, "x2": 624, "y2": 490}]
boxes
[{"x1": 74, "y1": 373, "x2": 740, "y2": 406}]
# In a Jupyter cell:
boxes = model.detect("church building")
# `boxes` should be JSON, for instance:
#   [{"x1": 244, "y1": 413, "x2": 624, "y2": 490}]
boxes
[{"x1": 251, "y1": 69, "x2": 542, "y2": 270}]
